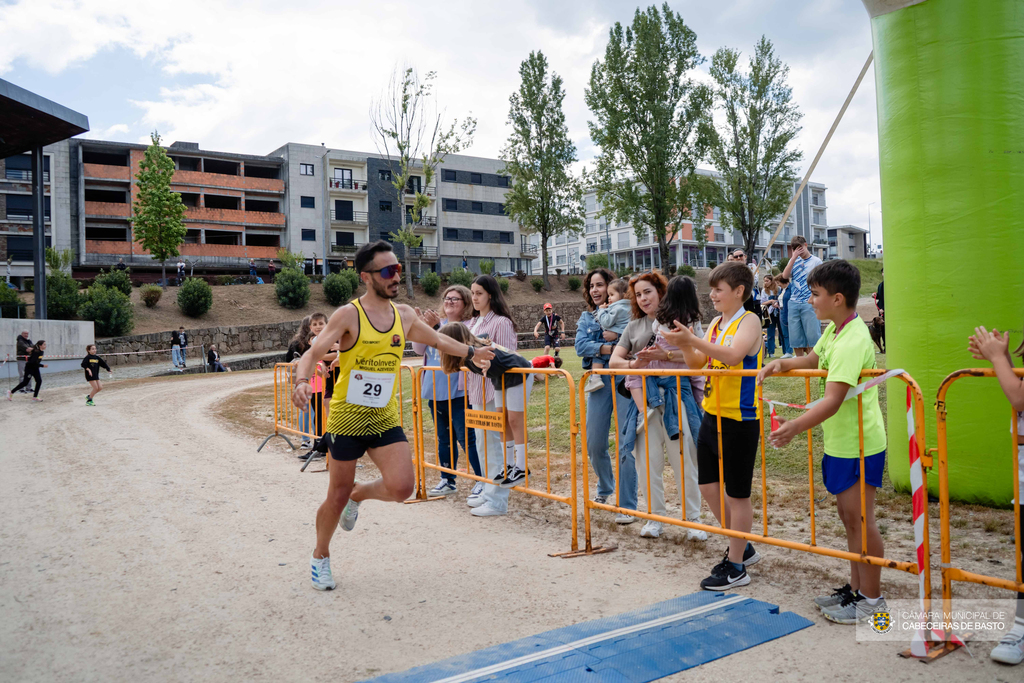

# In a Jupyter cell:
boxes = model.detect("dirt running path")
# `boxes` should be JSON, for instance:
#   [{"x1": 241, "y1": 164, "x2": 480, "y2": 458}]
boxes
[{"x1": 0, "y1": 372, "x2": 1001, "y2": 682}]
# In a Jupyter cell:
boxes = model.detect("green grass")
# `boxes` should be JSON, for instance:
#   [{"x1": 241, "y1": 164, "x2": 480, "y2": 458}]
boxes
[{"x1": 850, "y1": 258, "x2": 883, "y2": 296}]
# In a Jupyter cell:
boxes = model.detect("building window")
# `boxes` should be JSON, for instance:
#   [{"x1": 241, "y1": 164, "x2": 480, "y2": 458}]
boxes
[
  {"x1": 556, "y1": 252, "x2": 566, "y2": 265},
  {"x1": 470, "y1": 172, "x2": 482, "y2": 184},
  {"x1": 849, "y1": 244, "x2": 855, "y2": 252},
  {"x1": 586, "y1": 240, "x2": 597, "y2": 254},
  {"x1": 444, "y1": 228, "x2": 459, "y2": 241},
  {"x1": 300, "y1": 163, "x2": 314, "y2": 176},
  {"x1": 471, "y1": 201, "x2": 483, "y2": 213},
  {"x1": 444, "y1": 198, "x2": 458, "y2": 211},
  {"x1": 301, "y1": 229, "x2": 316, "y2": 241},
  {"x1": 443, "y1": 169, "x2": 457, "y2": 182},
  {"x1": 379, "y1": 169, "x2": 392, "y2": 181},
  {"x1": 585, "y1": 195, "x2": 596, "y2": 213},
  {"x1": 472, "y1": 230, "x2": 484, "y2": 242},
  {"x1": 379, "y1": 201, "x2": 392, "y2": 212},
  {"x1": 300, "y1": 196, "x2": 315, "y2": 209},
  {"x1": 498, "y1": 203, "x2": 506, "y2": 215},
  {"x1": 497, "y1": 176, "x2": 509, "y2": 188},
  {"x1": 499, "y1": 232, "x2": 512, "y2": 244}
]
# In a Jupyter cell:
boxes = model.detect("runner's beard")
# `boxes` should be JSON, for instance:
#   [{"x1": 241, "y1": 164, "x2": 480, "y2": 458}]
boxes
[{"x1": 372, "y1": 278, "x2": 399, "y2": 300}]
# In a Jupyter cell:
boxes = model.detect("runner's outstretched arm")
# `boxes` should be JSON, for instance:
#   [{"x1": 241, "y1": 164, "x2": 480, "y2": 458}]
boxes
[
  {"x1": 293, "y1": 306, "x2": 355, "y2": 408},
  {"x1": 404, "y1": 312, "x2": 495, "y2": 364}
]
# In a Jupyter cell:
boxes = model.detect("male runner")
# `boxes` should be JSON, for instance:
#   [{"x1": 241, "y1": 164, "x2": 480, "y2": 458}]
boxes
[{"x1": 292, "y1": 240, "x2": 494, "y2": 591}]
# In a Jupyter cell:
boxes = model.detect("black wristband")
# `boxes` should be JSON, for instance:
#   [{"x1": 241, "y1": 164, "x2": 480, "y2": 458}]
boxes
[{"x1": 466, "y1": 345, "x2": 475, "y2": 360}]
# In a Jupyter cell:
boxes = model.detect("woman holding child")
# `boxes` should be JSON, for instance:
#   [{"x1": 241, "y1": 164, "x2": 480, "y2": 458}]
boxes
[{"x1": 609, "y1": 271, "x2": 707, "y2": 542}]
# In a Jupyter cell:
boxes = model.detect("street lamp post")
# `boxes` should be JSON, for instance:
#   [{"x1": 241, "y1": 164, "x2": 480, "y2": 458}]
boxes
[
  {"x1": 867, "y1": 201, "x2": 875, "y2": 258},
  {"x1": 320, "y1": 144, "x2": 331, "y2": 277}
]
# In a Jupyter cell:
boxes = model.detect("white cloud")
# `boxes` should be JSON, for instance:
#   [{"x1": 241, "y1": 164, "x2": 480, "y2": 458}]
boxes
[{"x1": 0, "y1": 0, "x2": 886, "y2": 246}]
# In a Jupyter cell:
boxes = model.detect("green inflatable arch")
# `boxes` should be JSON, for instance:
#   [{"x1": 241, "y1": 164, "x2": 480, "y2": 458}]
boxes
[{"x1": 865, "y1": 0, "x2": 1024, "y2": 505}]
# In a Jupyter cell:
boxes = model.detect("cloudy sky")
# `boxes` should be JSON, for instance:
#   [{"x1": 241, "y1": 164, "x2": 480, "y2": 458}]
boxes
[{"x1": 0, "y1": 0, "x2": 884, "y2": 248}]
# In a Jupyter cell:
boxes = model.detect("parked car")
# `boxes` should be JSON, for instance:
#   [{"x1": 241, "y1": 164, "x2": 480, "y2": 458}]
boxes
[{"x1": 495, "y1": 270, "x2": 516, "y2": 278}]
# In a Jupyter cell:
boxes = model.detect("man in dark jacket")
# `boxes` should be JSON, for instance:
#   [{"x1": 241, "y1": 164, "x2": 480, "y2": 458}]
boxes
[{"x1": 15, "y1": 330, "x2": 32, "y2": 392}]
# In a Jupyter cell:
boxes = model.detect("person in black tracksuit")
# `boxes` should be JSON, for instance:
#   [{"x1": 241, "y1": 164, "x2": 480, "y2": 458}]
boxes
[
  {"x1": 9, "y1": 340, "x2": 46, "y2": 400},
  {"x1": 82, "y1": 344, "x2": 112, "y2": 405}
]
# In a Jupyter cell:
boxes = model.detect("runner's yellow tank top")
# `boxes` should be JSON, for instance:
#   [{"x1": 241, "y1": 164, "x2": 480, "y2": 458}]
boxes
[
  {"x1": 702, "y1": 310, "x2": 763, "y2": 421},
  {"x1": 326, "y1": 299, "x2": 405, "y2": 436}
]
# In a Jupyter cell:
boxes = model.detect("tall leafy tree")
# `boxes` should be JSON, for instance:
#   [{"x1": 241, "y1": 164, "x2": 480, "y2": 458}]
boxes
[
  {"x1": 131, "y1": 132, "x2": 187, "y2": 288},
  {"x1": 500, "y1": 51, "x2": 584, "y2": 290},
  {"x1": 700, "y1": 36, "x2": 803, "y2": 260},
  {"x1": 372, "y1": 66, "x2": 476, "y2": 296},
  {"x1": 585, "y1": 3, "x2": 709, "y2": 271}
]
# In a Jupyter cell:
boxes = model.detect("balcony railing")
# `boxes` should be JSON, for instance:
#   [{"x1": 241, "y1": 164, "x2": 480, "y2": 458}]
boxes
[
  {"x1": 4, "y1": 170, "x2": 50, "y2": 182},
  {"x1": 328, "y1": 178, "x2": 369, "y2": 191},
  {"x1": 332, "y1": 243, "x2": 364, "y2": 253},
  {"x1": 405, "y1": 214, "x2": 438, "y2": 226},
  {"x1": 404, "y1": 185, "x2": 436, "y2": 197},
  {"x1": 520, "y1": 242, "x2": 539, "y2": 255},
  {"x1": 407, "y1": 246, "x2": 439, "y2": 259},
  {"x1": 330, "y1": 210, "x2": 369, "y2": 224}
]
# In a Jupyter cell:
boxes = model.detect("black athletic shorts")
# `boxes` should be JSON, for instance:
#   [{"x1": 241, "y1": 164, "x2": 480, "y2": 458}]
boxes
[
  {"x1": 327, "y1": 426, "x2": 408, "y2": 461},
  {"x1": 544, "y1": 333, "x2": 561, "y2": 348},
  {"x1": 696, "y1": 411, "x2": 761, "y2": 499}
]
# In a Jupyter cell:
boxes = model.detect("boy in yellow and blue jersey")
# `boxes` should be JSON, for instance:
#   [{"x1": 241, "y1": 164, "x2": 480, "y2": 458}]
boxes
[
  {"x1": 759, "y1": 259, "x2": 888, "y2": 626},
  {"x1": 661, "y1": 262, "x2": 764, "y2": 591}
]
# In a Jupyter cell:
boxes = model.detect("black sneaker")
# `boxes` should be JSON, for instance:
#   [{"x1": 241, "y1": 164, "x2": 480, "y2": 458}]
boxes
[
  {"x1": 700, "y1": 558, "x2": 750, "y2": 591},
  {"x1": 492, "y1": 465, "x2": 511, "y2": 484},
  {"x1": 499, "y1": 466, "x2": 529, "y2": 489},
  {"x1": 719, "y1": 544, "x2": 761, "y2": 568}
]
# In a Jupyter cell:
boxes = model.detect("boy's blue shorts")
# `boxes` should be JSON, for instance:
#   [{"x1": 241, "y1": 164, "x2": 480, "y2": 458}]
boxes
[{"x1": 821, "y1": 451, "x2": 885, "y2": 495}]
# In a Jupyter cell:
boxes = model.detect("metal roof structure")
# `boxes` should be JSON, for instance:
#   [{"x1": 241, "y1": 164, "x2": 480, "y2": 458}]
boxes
[{"x1": 0, "y1": 77, "x2": 89, "y2": 158}]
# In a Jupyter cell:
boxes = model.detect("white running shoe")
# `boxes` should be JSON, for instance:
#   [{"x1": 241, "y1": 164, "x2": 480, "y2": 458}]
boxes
[
  {"x1": 470, "y1": 481, "x2": 484, "y2": 496},
  {"x1": 471, "y1": 503, "x2": 507, "y2": 517},
  {"x1": 32, "y1": 397, "x2": 42, "y2": 402},
  {"x1": 310, "y1": 552, "x2": 336, "y2": 591},
  {"x1": 429, "y1": 481, "x2": 458, "y2": 496},
  {"x1": 339, "y1": 500, "x2": 360, "y2": 531},
  {"x1": 990, "y1": 627, "x2": 1024, "y2": 665},
  {"x1": 780, "y1": 353, "x2": 794, "y2": 360},
  {"x1": 640, "y1": 520, "x2": 663, "y2": 538},
  {"x1": 685, "y1": 520, "x2": 708, "y2": 541},
  {"x1": 466, "y1": 493, "x2": 486, "y2": 508},
  {"x1": 584, "y1": 375, "x2": 604, "y2": 393},
  {"x1": 6, "y1": 390, "x2": 10, "y2": 401},
  {"x1": 615, "y1": 513, "x2": 637, "y2": 525}
]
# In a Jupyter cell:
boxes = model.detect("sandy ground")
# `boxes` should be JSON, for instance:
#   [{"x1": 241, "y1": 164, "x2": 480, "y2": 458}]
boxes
[{"x1": 0, "y1": 370, "x2": 1011, "y2": 682}]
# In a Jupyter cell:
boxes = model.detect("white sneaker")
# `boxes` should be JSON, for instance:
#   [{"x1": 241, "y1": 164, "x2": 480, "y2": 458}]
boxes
[
  {"x1": 685, "y1": 521, "x2": 708, "y2": 542},
  {"x1": 429, "y1": 481, "x2": 457, "y2": 496},
  {"x1": 635, "y1": 407, "x2": 655, "y2": 435},
  {"x1": 640, "y1": 520, "x2": 663, "y2": 538},
  {"x1": 584, "y1": 375, "x2": 604, "y2": 393},
  {"x1": 470, "y1": 481, "x2": 484, "y2": 496},
  {"x1": 471, "y1": 502, "x2": 507, "y2": 517},
  {"x1": 615, "y1": 513, "x2": 637, "y2": 525},
  {"x1": 466, "y1": 493, "x2": 486, "y2": 508},
  {"x1": 5, "y1": 390, "x2": 10, "y2": 401},
  {"x1": 310, "y1": 552, "x2": 336, "y2": 591},
  {"x1": 780, "y1": 353, "x2": 793, "y2": 360},
  {"x1": 991, "y1": 627, "x2": 1024, "y2": 665},
  {"x1": 339, "y1": 500, "x2": 360, "y2": 531}
]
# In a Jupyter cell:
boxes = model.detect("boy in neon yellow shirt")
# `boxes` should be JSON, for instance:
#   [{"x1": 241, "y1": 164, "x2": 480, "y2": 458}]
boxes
[{"x1": 758, "y1": 259, "x2": 887, "y2": 625}]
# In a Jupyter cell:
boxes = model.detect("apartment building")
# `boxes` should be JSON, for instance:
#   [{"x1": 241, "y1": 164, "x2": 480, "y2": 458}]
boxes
[
  {"x1": 70, "y1": 139, "x2": 286, "y2": 277},
  {"x1": 545, "y1": 174, "x2": 830, "y2": 273},
  {"x1": 827, "y1": 224, "x2": 868, "y2": 260},
  {"x1": 0, "y1": 141, "x2": 72, "y2": 287}
]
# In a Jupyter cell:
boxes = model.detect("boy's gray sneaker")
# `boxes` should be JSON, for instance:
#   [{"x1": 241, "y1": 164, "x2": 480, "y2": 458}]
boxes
[
  {"x1": 429, "y1": 481, "x2": 457, "y2": 496},
  {"x1": 814, "y1": 583, "x2": 854, "y2": 610},
  {"x1": 822, "y1": 593, "x2": 887, "y2": 625},
  {"x1": 339, "y1": 500, "x2": 360, "y2": 531}
]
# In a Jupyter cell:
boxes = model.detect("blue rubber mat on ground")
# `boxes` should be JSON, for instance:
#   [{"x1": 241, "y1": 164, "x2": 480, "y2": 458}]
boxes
[{"x1": 361, "y1": 591, "x2": 813, "y2": 683}]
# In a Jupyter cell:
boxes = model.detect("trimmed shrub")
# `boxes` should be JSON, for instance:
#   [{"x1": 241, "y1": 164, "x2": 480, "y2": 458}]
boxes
[
  {"x1": 585, "y1": 254, "x2": 609, "y2": 271},
  {"x1": 678, "y1": 264, "x2": 696, "y2": 277},
  {"x1": 46, "y1": 272, "x2": 83, "y2": 319},
  {"x1": 94, "y1": 267, "x2": 133, "y2": 296},
  {"x1": 421, "y1": 270, "x2": 441, "y2": 296},
  {"x1": 140, "y1": 284, "x2": 162, "y2": 308},
  {"x1": 555, "y1": 268, "x2": 563, "y2": 276},
  {"x1": 567, "y1": 276, "x2": 581, "y2": 291},
  {"x1": 498, "y1": 277, "x2": 509, "y2": 293},
  {"x1": 339, "y1": 268, "x2": 360, "y2": 293},
  {"x1": 778, "y1": 257, "x2": 789, "y2": 271},
  {"x1": 479, "y1": 259, "x2": 494, "y2": 275},
  {"x1": 531, "y1": 277, "x2": 544, "y2": 293},
  {"x1": 448, "y1": 268, "x2": 474, "y2": 288},
  {"x1": 515, "y1": 270, "x2": 527, "y2": 282},
  {"x1": 323, "y1": 272, "x2": 353, "y2": 306},
  {"x1": 216, "y1": 274, "x2": 234, "y2": 286},
  {"x1": 275, "y1": 268, "x2": 310, "y2": 309},
  {"x1": 177, "y1": 277, "x2": 213, "y2": 317},
  {"x1": 615, "y1": 266, "x2": 632, "y2": 279},
  {"x1": 0, "y1": 280, "x2": 26, "y2": 318},
  {"x1": 79, "y1": 285, "x2": 134, "y2": 336}
]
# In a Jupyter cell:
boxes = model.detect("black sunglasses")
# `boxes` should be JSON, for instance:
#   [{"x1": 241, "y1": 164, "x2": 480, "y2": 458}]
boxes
[{"x1": 363, "y1": 263, "x2": 402, "y2": 279}]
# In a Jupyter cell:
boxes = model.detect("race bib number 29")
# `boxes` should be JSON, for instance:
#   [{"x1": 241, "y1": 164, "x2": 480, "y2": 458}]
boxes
[{"x1": 346, "y1": 369, "x2": 396, "y2": 408}]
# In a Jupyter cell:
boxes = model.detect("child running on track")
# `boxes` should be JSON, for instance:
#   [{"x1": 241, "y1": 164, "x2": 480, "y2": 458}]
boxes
[
  {"x1": 81, "y1": 344, "x2": 112, "y2": 405},
  {"x1": 533, "y1": 303, "x2": 564, "y2": 356},
  {"x1": 968, "y1": 323, "x2": 1024, "y2": 665},
  {"x1": 759, "y1": 260, "x2": 888, "y2": 624},
  {"x1": 292, "y1": 241, "x2": 493, "y2": 591},
  {"x1": 8, "y1": 340, "x2": 46, "y2": 401},
  {"x1": 438, "y1": 322, "x2": 535, "y2": 489},
  {"x1": 584, "y1": 278, "x2": 631, "y2": 393}
]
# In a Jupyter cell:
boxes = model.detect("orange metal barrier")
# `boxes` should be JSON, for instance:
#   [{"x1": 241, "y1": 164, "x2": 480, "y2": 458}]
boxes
[
  {"x1": 577, "y1": 367, "x2": 932, "y2": 599},
  {"x1": 410, "y1": 365, "x2": 581, "y2": 554},
  {"x1": 936, "y1": 368, "x2": 1024, "y2": 629}
]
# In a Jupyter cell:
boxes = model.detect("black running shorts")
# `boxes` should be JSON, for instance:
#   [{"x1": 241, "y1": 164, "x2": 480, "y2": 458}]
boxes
[
  {"x1": 327, "y1": 426, "x2": 408, "y2": 461},
  {"x1": 696, "y1": 412, "x2": 761, "y2": 499},
  {"x1": 544, "y1": 333, "x2": 561, "y2": 348}
]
